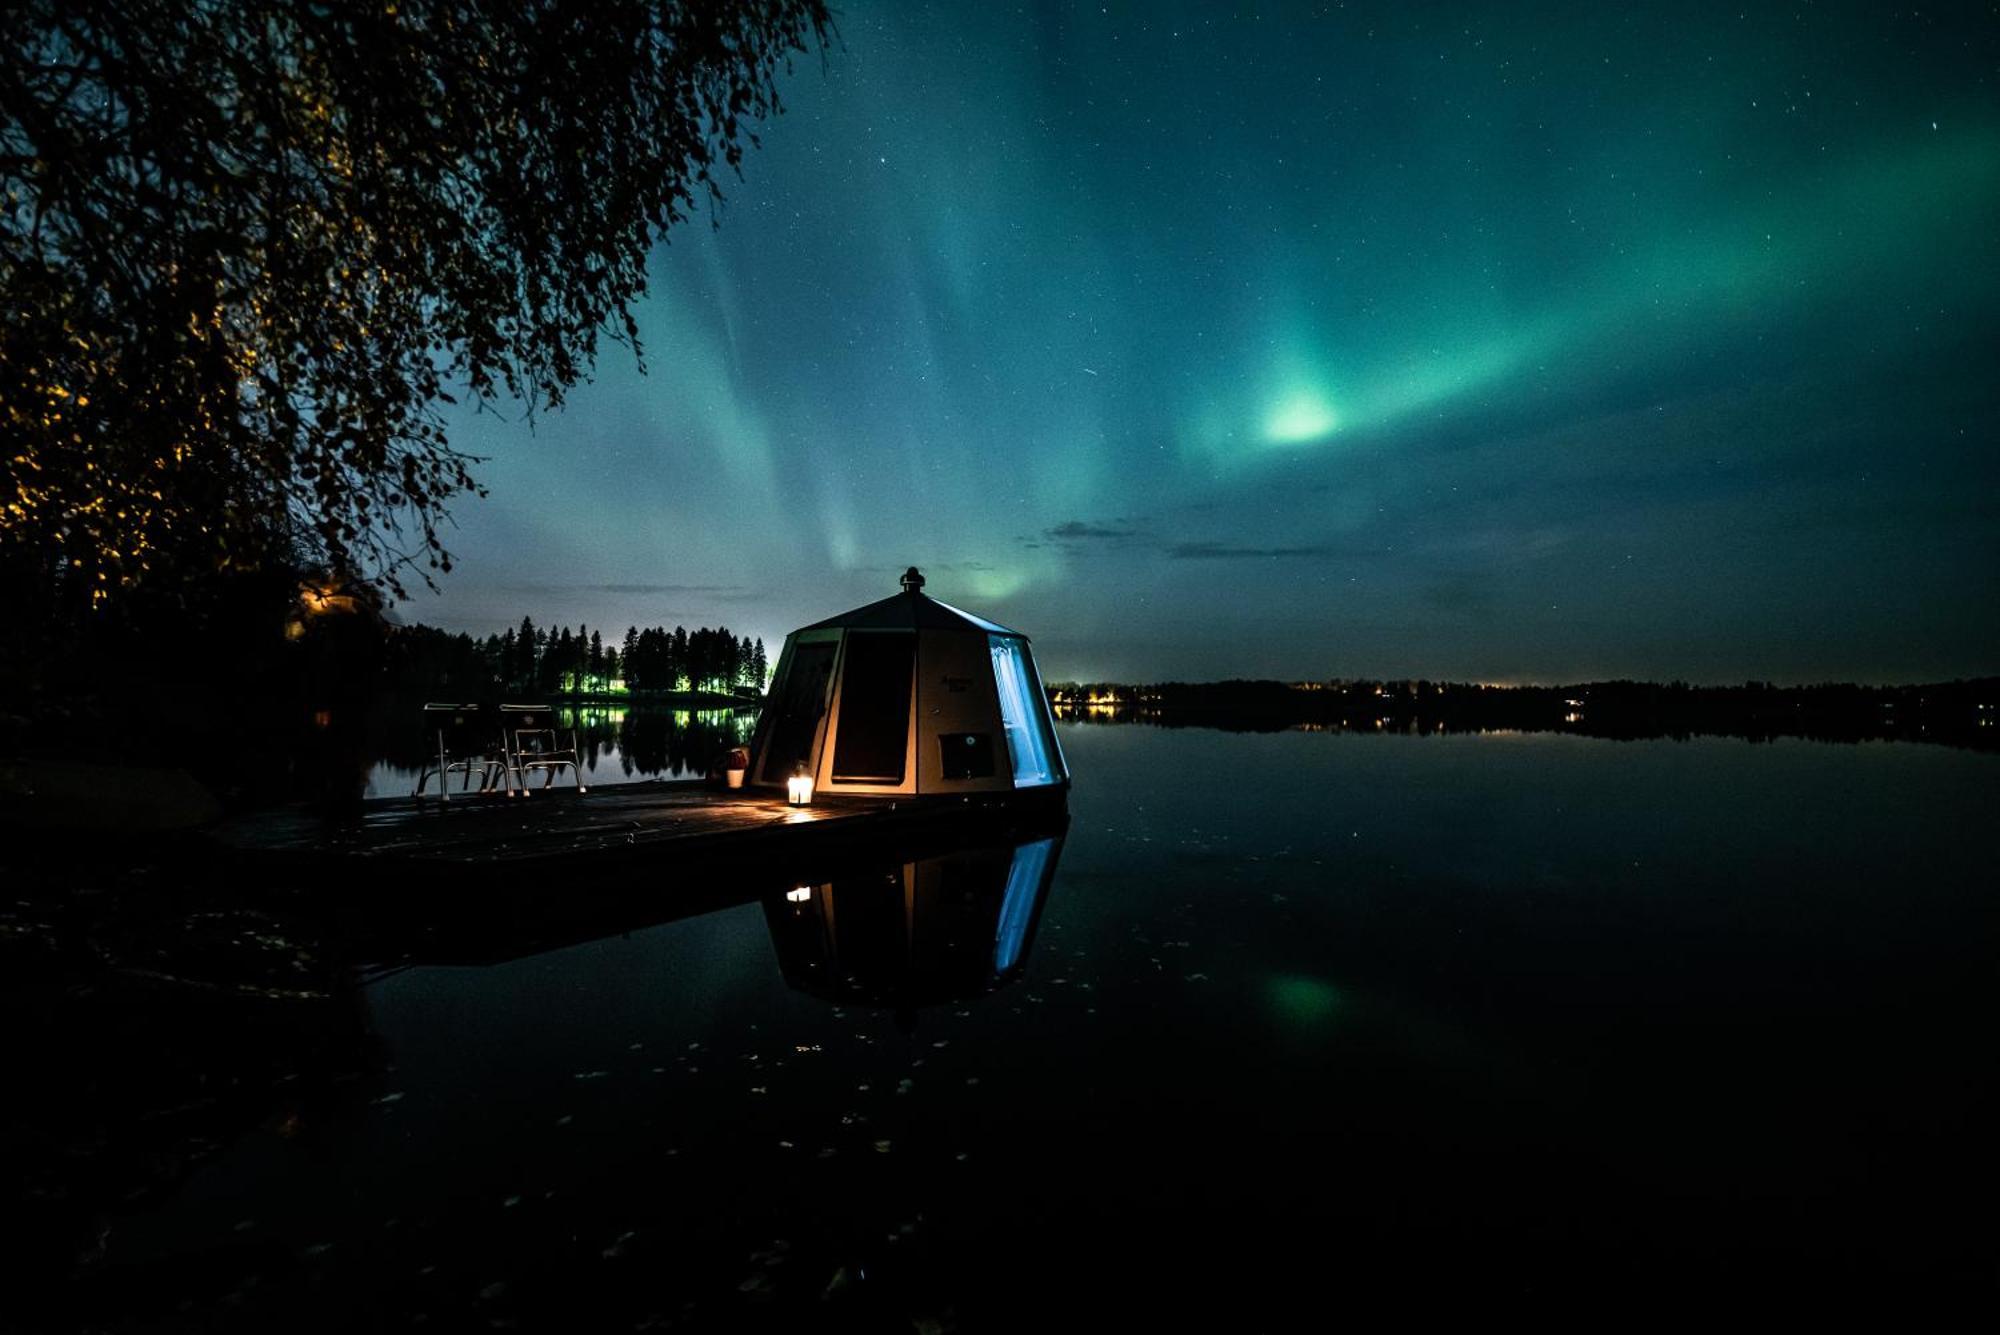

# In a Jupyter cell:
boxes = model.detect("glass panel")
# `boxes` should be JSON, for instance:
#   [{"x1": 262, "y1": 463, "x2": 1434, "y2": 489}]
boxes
[
  {"x1": 758, "y1": 639, "x2": 837, "y2": 784},
  {"x1": 1018, "y1": 638, "x2": 1069, "y2": 784},
  {"x1": 832, "y1": 633, "x2": 915, "y2": 783},
  {"x1": 989, "y1": 635, "x2": 1056, "y2": 787}
]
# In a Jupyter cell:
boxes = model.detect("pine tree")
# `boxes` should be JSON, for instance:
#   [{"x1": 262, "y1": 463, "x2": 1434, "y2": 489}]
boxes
[
  {"x1": 516, "y1": 617, "x2": 537, "y2": 690},
  {"x1": 552, "y1": 627, "x2": 575, "y2": 693},
  {"x1": 634, "y1": 627, "x2": 662, "y2": 692}
]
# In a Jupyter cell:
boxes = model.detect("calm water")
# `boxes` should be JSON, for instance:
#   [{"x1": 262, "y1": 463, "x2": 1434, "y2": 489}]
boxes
[
  {"x1": 54, "y1": 724, "x2": 2000, "y2": 1324},
  {"x1": 365, "y1": 706, "x2": 759, "y2": 797}
]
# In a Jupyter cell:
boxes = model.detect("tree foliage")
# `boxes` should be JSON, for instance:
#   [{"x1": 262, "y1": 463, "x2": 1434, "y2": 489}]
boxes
[
  {"x1": 387, "y1": 614, "x2": 760, "y2": 697},
  {"x1": 1, "y1": 0, "x2": 830, "y2": 603}
]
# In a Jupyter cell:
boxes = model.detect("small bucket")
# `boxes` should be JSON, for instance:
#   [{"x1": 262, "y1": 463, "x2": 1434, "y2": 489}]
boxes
[{"x1": 725, "y1": 768, "x2": 746, "y2": 789}]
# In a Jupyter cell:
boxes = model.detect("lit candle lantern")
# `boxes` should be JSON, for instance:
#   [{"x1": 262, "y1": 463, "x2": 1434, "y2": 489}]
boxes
[{"x1": 786, "y1": 768, "x2": 815, "y2": 806}]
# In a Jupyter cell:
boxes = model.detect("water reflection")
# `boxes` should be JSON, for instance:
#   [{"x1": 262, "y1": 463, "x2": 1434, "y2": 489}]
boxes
[
  {"x1": 22, "y1": 720, "x2": 1990, "y2": 1326},
  {"x1": 13, "y1": 821, "x2": 1065, "y2": 1323},
  {"x1": 366, "y1": 705, "x2": 758, "y2": 795},
  {"x1": 765, "y1": 835, "x2": 1063, "y2": 1020},
  {"x1": 10, "y1": 925, "x2": 381, "y2": 1323},
  {"x1": 595, "y1": 706, "x2": 755, "y2": 780},
  {"x1": 364, "y1": 824, "x2": 1068, "y2": 987}
]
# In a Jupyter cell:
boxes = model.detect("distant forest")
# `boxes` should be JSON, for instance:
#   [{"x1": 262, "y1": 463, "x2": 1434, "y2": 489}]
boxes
[
  {"x1": 1047, "y1": 677, "x2": 2000, "y2": 750},
  {"x1": 381, "y1": 618, "x2": 768, "y2": 700}
]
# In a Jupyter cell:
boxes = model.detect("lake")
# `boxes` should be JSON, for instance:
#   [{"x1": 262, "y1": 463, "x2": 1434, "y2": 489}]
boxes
[
  {"x1": 26, "y1": 720, "x2": 1995, "y2": 1326},
  {"x1": 364, "y1": 705, "x2": 760, "y2": 798}
]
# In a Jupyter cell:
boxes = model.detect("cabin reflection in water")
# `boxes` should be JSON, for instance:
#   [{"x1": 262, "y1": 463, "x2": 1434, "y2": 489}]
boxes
[{"x1": 762, "y1": 834, "x2": 1063, "y2": 1018}]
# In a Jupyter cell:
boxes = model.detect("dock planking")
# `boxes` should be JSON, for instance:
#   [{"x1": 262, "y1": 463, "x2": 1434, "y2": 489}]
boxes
[
  {"x1": 210, "y1": 779, "x2": 1068, "y2": 880},
  {"x1": 195, "y1": 780, "x2": 1071, "y2": 967},
  {"x1": 4, "y1": 775, "x2": 1068, "y2": 982}
]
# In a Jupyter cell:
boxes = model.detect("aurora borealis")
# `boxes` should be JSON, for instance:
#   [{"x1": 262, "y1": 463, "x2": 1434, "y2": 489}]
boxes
[{"x1": 414, "y1": 1, "x2": 1999, "y2": 683}]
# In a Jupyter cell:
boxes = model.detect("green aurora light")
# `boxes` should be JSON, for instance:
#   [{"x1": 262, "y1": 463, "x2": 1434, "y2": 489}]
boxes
[{"x1": 416, "y1": 1, "x2": 2000, "y2": 685}]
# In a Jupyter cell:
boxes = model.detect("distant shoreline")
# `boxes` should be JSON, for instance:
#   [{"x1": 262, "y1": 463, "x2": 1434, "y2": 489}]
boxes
[{"x1": 1045, "y1": 677, "x2": 1999, "y2": 751}]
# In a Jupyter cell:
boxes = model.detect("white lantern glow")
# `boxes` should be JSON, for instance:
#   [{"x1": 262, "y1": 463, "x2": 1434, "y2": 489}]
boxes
[{"x1": 786, "y1": 769, "x2": 815, "y2": 806}]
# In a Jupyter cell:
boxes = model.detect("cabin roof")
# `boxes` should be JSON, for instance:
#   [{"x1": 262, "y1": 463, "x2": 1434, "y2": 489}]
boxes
[{"x1": 796, "y1": 587, "x2": 1024, "y2": 637}]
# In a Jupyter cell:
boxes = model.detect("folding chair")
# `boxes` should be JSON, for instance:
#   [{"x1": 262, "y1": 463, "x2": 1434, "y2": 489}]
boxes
[
  {"x1": 413, "y1": 703, "x2": 503, "y2": 802},
  {"x1": 498, "y1": 703, "x2": 586, "y2": 795}
]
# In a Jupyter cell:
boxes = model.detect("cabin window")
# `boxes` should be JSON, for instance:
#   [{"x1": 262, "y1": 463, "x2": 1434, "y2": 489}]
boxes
[
  {"x1": 832, "y1": 632, "x2": 915, "y2": 783},
  {"x1": 760, "y1": 639, "x2": 837, "y2": 784},
  {"x1": 989, "y1": 635, "x2": 1059, "y2": 786},
  {"x1": 939, "y1": 732, "x2": 995, "y2": 780}
]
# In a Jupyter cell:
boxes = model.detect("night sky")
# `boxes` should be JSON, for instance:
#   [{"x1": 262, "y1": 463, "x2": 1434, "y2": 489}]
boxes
[{"x1": 409, "y1": 1, "x2": 2000, "y2": 684}]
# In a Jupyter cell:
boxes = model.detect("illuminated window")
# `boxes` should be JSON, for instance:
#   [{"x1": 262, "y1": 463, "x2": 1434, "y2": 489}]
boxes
[{"x1": 989, "y1": 635, "x2": 1058, "y2": 787}]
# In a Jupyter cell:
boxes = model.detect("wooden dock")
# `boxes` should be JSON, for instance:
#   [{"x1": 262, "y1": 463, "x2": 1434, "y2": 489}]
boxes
[
  {"x1": 195, "y1": 780, "x2": 1068, "y2": 967},
  {"x1": 209, "y1": 779, "x2": 1067, "y2": 881}
]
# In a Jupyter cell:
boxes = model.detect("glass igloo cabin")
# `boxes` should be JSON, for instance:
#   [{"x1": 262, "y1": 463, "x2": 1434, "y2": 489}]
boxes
[{"x1": 748, "y1": 568, "x2": 1069, "y2": 800}]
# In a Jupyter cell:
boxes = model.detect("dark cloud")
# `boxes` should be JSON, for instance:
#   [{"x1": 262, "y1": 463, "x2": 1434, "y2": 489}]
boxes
[
  {"x1": 1047, "y1": 523, "x2": 1350, "y2": 562},
  {"x1": 853, "y1": 560, "x2": 997, "y2": 574},
  {"x1": 506, "y1": 582, "x2": 751, "y2": 597},
  {"x1": 1046, "y1": 519, "x2": 1138, "y2": 541},
  {"x1": 1168, "y1": 542, "x2": 1336, "y2": 560}
]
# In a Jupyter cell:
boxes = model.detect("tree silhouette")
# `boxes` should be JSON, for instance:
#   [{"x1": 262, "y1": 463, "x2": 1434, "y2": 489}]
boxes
[
  {"x1": 514, "y1": 616, "x2": 537, "y2": 689},
  {"x1": 1, "y1": 0, "x2": 832, "y2": 605}
]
